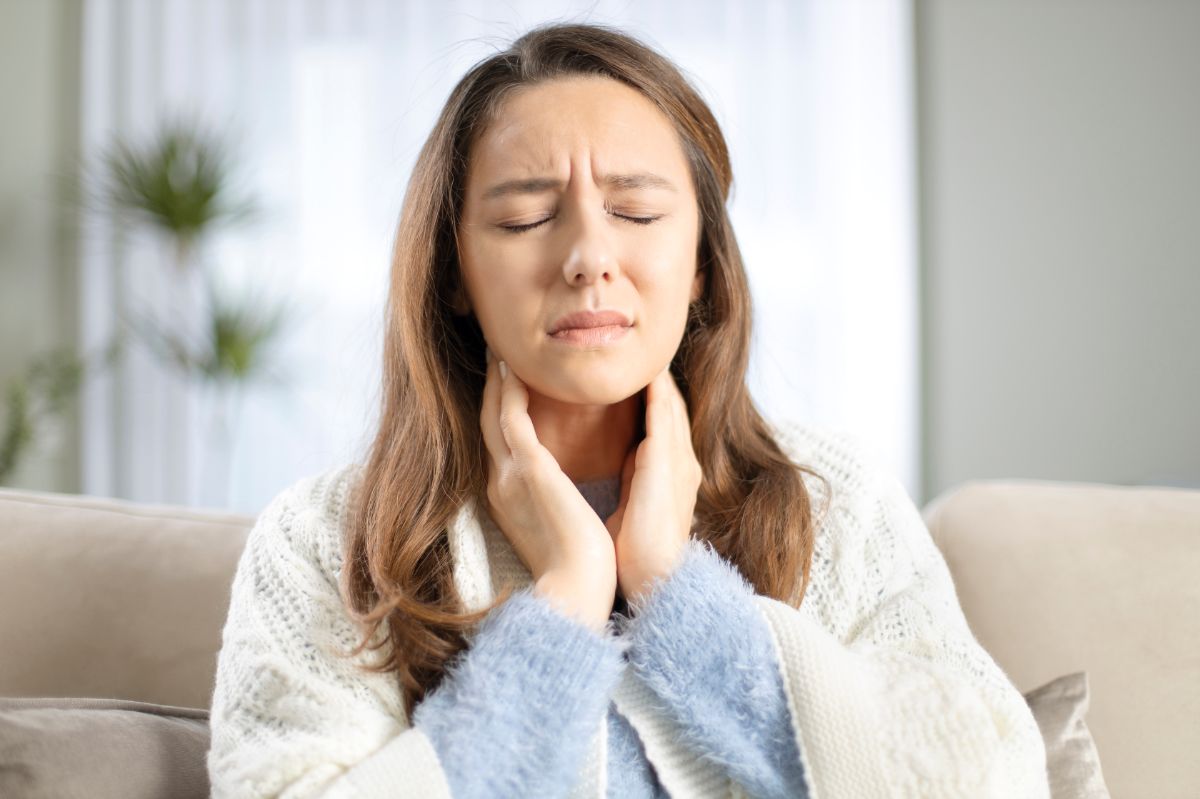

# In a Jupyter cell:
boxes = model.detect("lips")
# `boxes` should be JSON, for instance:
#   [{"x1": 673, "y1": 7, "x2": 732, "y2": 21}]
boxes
[{"x1": 547, "y1": 309, "x2": 633, "y2": 335}]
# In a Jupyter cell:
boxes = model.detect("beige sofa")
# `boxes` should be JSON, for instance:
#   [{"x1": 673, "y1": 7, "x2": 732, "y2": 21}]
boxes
[{"x1": 0, "y1": 478, "x2": 1196, "y2": 798}]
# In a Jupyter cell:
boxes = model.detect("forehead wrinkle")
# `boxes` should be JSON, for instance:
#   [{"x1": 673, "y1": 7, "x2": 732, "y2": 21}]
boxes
[
  {"x1": 472, "y1": 89, "x2": 687, "y2": 201},
  {"x1": 479, "y1": 170, "x2": 679, "y2": 200}
]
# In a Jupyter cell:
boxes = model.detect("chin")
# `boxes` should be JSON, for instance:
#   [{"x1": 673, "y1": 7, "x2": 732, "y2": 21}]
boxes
[{"x1": 533, "y1": 369, "x2": 643, "y2": 405}]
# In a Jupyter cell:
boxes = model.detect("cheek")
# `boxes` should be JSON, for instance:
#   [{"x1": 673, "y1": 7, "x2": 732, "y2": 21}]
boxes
[
  {"x1": 632, "y1": 265, "x2": 697, "y2": 360},
  {"x1": 635, "y1": 250, "x2": 698, "y2": 319},
  {"x1": 460, "y1": 250, "x2": 542, "y2": 344},
  {"x1": 638, "y1": 221, "x2": 698, "y2": 289}
]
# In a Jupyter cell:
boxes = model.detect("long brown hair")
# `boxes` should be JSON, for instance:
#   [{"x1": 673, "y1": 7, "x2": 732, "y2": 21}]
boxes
[{"x1": 339, "y1": 21, "x2": 829, "y2": 719}]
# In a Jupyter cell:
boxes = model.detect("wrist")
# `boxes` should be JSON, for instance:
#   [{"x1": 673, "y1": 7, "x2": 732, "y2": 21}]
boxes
[
  {"x1": 618, "y1": 545, "x2": 688, "y2": 605},
  {"x1": 534, "y1": 571, "x2": 615, "y2": 633}
]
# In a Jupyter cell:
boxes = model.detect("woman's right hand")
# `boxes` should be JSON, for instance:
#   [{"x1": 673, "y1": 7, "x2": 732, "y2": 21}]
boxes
[{"x1": 480, "y1": 348, "x2": 617, "y2": 630}]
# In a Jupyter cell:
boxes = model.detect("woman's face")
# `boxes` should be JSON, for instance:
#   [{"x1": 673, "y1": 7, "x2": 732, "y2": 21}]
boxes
[{"x1": 457, "y1": 74, "x2": 703, "y2": 405}]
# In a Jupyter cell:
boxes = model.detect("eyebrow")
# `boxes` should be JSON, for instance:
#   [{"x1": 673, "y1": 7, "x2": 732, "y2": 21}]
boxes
[{"x1": 481, "y1": 172, "x2": 678, "y2": 200}]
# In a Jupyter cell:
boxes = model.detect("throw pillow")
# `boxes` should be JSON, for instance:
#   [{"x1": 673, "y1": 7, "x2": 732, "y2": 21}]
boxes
[
  {"x1": 1022, "y1": 671, "x2": 1111, "y2": 799},
  {"x1": 0, "y1": 696, "x2": 209, "y2": 799}
]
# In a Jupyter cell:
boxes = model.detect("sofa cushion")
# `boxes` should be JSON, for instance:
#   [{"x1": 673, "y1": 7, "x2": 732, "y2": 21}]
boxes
[
  {"x1": 922, "y1": 479, "x2": 1200, "y2": 799},
  {"x1": 1023, "y1": 671, "x2": 1111, "y2": 798},
  {"x1": 0, "y1": 696, "x2": 209, "y2": 798},
  {"x1": 1, "y1": 673, "x2": 1103, "y2": 797},
  {"x1": 0, "y1": 487, "x2": 254, "y2": 708}
]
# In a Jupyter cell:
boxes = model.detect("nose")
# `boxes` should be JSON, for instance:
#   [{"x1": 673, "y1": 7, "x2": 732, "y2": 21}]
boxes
[{"x1": 560, "y1": 198, "x2": 619, "y2": 287}]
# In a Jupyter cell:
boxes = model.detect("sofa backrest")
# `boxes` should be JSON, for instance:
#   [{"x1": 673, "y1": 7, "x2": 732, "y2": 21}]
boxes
[
  {"x1": 922, "y1": 479, "x2": 1200, "y2": 799},
  {"x1": 4, "y1": 478, "x2": 1196, "y2": 799},
  {"x1": 0, "y1": 487, "x2": 253, "y2": 711}
]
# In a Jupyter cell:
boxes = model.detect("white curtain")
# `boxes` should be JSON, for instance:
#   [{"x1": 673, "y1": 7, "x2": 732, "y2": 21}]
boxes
[{"x1": 78, "y1": 0, "x2": 918, "y2": 513}]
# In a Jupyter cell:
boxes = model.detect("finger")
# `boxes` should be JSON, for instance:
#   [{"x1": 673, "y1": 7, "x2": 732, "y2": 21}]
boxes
[
  {"x1": 664, "y1": 369, "x2": 694, "y2": 454},
  {"x1": 496, "y1": 361, "x2": 542, "y2": 465},
  {"x1": 657, "y1": 367, "x2": 683, "y2": 442},
  {"x1": 674, "y1": 378, "x2": 693, "y2": 448},
  {"x1": 480, "y1": 349, "x2": 509, "y2": 466},
  {"x1": 666, "y1": 375, "x2": 701, "y2": 486},
  {"x1": 666, "y1": 367, "x2": 690, "y2": 420},
  {"x1": 644, "y1": 367, "x2": 672, "y2": 440},
  {"x1": 606, "y1": 445, "x2": 636, "y2": 530},
  {"x1": 652, "y1": 369, "x2": 692, "y2": 468},
  {"x1": 620, "y1": 443, "x2": 636, "y2": 499}
]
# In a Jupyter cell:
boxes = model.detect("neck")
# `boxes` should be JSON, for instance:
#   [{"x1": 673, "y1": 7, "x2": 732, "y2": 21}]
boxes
[{"x1": 525, "y1": 388, "x2": 643, "y2": 483}]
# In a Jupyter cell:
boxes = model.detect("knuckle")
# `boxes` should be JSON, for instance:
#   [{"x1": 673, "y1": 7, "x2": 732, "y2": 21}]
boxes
[
  {"x1": 498, "y1": 411, "x2": 518, "y2": 441},
  {"x1": 494, "y1": 466, "x2": 516, "y2": 492},
  {"x1": 491, "y1": 470, "x2": 520, "y2": 507}
]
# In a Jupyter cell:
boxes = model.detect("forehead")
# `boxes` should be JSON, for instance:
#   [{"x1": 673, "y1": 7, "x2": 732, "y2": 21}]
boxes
[{"x1": 467, "y1": 75, "x2": 691, "y2": 185}]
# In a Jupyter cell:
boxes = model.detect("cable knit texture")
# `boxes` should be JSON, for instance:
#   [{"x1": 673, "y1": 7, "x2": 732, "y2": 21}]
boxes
[{"x1": 206, "y1": 419, "x2": 1051, "y2": 798}]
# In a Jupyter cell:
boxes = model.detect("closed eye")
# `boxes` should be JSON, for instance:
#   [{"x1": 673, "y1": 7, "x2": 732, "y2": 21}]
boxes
[{"x1": 499, "y1": 212, "x2": 662, "y2": 234}]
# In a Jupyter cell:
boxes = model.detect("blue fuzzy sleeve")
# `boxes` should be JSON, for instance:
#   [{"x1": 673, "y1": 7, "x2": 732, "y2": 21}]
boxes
[
  {"x1": 614, "y1": 538, "x2": 812, "y2": 799},
  {"x1": 411, "y1": 586, "x2": 625, "y2": 799}
]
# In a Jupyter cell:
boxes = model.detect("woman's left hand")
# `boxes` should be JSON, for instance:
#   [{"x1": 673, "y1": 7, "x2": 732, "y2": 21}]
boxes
[{"x1": 604, "y1": 366, "x2": 703, "y2": 605}]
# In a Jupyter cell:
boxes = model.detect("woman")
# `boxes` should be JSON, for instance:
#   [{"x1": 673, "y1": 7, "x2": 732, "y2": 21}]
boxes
[{"x1": 207, "y1": 22, "x2": 1050, "y2": 799}]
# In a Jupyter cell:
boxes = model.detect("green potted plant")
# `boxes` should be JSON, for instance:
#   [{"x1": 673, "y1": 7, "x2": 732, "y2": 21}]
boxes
[
  {"x1": 0, "y1": 339, "x2": 123, "y2": 485},
  {"x1": 96, "y1": 121, "x2": 258, "y2": 270},
  {"x1": 88, "y1": 118, "x2": 294, "y2": 506}
]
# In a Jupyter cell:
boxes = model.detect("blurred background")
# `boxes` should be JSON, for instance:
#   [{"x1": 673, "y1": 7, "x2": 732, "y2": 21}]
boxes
[{"x1": 1, "y1": 0, "x2": 1196, "y2": 514}]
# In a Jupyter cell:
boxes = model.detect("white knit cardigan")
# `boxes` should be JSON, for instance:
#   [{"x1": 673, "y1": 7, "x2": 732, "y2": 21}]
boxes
[{"x1": 206, "y1": 419, "x2": 1051, "y2": 798}]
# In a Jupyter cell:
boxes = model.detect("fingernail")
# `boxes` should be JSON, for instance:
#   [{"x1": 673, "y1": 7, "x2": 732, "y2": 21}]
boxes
[{"x1": 499, "y1": 360, "x2": 508, "y2": 378}]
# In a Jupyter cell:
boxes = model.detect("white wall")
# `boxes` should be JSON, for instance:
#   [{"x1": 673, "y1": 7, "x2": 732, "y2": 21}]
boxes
[
  {"x1": 0, "y1": 0, "x2": 82, "y2": 492},
  {"x1": 915, "y1": 0, "x2": 1200, "y2": 503}
]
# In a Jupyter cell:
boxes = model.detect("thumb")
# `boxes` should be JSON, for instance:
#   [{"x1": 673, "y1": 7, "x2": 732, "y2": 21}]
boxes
[
  {"x1": 620, "y1": 442, "x2": 637, "y2": 498},
  {"x1": 604, "y1": 445, "x2": 637, "y2": 536}
]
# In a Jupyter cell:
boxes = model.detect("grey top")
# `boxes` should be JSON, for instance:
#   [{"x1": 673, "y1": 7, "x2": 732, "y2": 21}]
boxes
[
  {"x1": 574, "y1": 475, "x2": 627, "y2": 618},
  {"x1": 575, "y1": 474, "x2": 621, "y2": 518}
]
